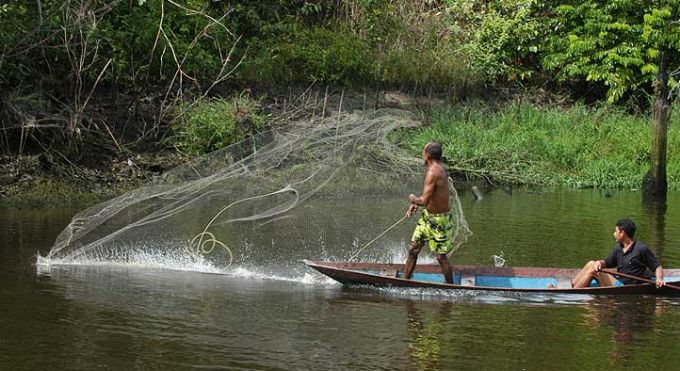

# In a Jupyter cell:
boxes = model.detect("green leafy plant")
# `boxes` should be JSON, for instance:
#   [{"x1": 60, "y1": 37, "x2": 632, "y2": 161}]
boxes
[
  {"x1": 173, "y1": 95, "x2": 268, "y2": 155},
  {"x1": 242, "y1": 26, "x2": 372, "y2": 85},
  {"x1": 463, "y1": 0, "x2": 543, "y2": 82}
]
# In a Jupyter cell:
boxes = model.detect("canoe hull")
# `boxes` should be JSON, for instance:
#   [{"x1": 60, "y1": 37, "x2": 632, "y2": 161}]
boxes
[{"x1": 304, "y1": 260, "x2": 680, "y2": 296}]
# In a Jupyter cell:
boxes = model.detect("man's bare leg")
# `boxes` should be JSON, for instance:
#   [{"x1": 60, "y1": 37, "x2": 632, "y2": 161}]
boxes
[
  {"x1": 572, "y1": 260, "x2": 604, "y2": 288},
  {"x1": 597, "y1": 270, "x2": 618, "y2": 286},
  {"x1": 436, "y1": 254, "x2": 453, "y2": 284},
  {"x1": 404, "y1": 241, "x2": 422, "y2": 279}
]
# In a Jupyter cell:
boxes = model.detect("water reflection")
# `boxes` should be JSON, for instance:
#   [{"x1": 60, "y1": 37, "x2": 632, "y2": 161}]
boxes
[
  {"x1": 404, "y1": 300, "x2": 452, "y2": 371},
  {"x1": 582, "y1": 297, "x2": 665, "y2": 367},
  {"x1": 7, "y1": 190, "x2": 680, "y2": 369},
  {"x1": 642, "y1": 196, "x2": 667, "y2": 258}
]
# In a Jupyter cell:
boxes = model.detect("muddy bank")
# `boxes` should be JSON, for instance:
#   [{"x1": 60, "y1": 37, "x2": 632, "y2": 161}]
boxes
[
  {"x1": 1, "y1": 88, "x2": 443, "y2": 208},
  {"x1": 0, "y1": 152, "x2": 189, "y2": 208}
]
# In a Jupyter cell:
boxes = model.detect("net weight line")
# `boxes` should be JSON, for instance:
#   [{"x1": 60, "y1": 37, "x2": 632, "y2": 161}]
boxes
[{"x1": 348, "y1": 214, "x2": 408, "y2": 262}]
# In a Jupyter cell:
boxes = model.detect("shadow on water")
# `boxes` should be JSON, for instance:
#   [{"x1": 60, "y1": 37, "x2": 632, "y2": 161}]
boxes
[
  {"x1": 400, "y1": 295, "x2": 680, "y2": 371},
  {"x1": 345, "y1": 283, "x2": 598, "y2": 306}
]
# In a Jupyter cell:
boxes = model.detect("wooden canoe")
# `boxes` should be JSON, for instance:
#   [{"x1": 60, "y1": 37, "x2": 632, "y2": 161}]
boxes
[{"x1": 303, "y1": 260, "x2": 680, "y2": 296}]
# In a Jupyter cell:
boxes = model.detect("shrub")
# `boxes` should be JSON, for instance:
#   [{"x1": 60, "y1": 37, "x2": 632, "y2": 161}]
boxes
[
  {"x1": 241, "y1": 26, "x2": 372, "y2": 86},
  {"x1": 173, "y1": 95, "x2": 268, "y2": 155}
]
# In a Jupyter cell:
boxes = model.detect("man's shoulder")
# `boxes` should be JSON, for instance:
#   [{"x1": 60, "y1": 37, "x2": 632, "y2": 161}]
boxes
[
  {"x1": 634, "y1": 240, "x2": 652, "y2": 252},
  {"x1": 428, "y1": 163, "x2": 448, "y2": 178}
]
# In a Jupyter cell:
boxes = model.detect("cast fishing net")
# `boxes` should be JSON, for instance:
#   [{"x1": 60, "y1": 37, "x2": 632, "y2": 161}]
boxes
[{"x1": 39, "y1": 109, "x2": 471, "y2": 272}]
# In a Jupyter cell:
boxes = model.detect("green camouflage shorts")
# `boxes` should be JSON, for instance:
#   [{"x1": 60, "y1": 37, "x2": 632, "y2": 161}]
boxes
[{"x1": 411, "y1": 209, "x2": 454, "y2": 254}]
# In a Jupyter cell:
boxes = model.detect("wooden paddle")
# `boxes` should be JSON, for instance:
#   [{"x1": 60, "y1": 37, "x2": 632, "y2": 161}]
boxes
[{"x1": 600, "y1": 269, "x2": 680, "y2": 290}]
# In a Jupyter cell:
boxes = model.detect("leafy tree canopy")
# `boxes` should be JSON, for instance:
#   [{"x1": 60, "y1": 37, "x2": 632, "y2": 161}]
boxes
[{"x1": 542, "y1": 1, "x2": 680, "y2": 102}]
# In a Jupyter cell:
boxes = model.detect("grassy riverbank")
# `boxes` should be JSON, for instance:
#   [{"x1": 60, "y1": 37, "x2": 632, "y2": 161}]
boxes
[
  {"x1": 5, "y1": 93, "x2": 680, "y2": 208},
  {"x1": 394, "y1": 102, "x2": 680, "y2": 190},
  {"x1": 4, "y1": 2, "x2": 678, "y2": 202}
]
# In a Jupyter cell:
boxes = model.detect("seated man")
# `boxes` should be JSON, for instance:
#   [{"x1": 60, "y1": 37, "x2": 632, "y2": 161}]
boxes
[{"x1": 571, "y1": 218, "x2": 665, "y2": 288}]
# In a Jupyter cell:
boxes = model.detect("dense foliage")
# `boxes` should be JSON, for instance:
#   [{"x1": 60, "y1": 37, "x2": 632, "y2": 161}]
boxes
[
  {"x1": 1, "y1": 1, "x2": 679, "y2": 189},
  {"x1": 542, "y1": 1, "x2": 680, "y2": 103},
  {"x1": 1, "y1": 0, "x2": 240, "y2": 155}
]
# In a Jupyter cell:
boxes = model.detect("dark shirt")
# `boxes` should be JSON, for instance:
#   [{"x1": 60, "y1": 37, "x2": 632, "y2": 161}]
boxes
[{"x1": 604, "y1": 241, "x2": 661, "y2": 284}]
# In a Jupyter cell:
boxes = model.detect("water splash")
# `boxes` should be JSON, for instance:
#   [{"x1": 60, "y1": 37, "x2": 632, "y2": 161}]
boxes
[
  {"x1": 36, "y1": 248, "x2": 226, "y2": 275},
  {"x1": 36, "y1": 248, "x2": 339, "y2": 287},
  {"x1": 492, "y1": 252, "x2": 506, "y2": 267}
]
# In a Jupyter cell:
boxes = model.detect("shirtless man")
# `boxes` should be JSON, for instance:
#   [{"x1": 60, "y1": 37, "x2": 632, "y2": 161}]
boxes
[{"x1": 404, "y1": 142, "x2": 454, "y2": 283}]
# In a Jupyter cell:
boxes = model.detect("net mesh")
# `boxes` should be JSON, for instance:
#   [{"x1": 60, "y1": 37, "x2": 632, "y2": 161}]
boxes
[{"x1": 40, "y1": 109, "x2": 471, "y2": 271}]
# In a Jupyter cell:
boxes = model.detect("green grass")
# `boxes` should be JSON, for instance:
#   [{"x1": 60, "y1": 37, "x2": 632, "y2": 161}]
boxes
[
  {"x1": 173, "y1": 95, "x2": 268, "y2": 155},
  {"x1": 394, "y1": 102, "x2": 680, "y2": 189}
]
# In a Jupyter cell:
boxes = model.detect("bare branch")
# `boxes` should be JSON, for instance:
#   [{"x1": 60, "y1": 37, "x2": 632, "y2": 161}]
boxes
[{"x1": 82, "y1": 58, "x2": 113, "y2": 111}]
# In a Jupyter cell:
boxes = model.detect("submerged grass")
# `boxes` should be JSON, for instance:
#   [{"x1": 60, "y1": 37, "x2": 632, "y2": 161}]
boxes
[{"x1": 394, "y1": 103, "x2": 680, "y2": 190}]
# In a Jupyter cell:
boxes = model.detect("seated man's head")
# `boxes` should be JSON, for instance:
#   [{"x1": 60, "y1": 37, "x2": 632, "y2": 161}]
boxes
[{"x1": 614, "y1": 218, "x2": 636, "y2": 241}]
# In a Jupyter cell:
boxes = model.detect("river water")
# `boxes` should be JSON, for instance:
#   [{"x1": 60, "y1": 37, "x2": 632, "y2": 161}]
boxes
[{"x1": 3, "y1": 189, "x2": 680, "y2": 370}]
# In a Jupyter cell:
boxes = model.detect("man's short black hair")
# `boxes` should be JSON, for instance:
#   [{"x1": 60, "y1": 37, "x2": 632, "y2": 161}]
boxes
[
  {"x1": 616, "y1": 218, "x2": 636, "y2": 238},
  {"x1": 425, "y1": 142, "x2": 443, "y2": 161}
]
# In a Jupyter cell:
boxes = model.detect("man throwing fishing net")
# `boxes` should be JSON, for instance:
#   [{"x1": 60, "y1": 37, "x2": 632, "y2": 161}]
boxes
[{"x1": 404, "y1": 142, "x2": 455, "y2": 284}]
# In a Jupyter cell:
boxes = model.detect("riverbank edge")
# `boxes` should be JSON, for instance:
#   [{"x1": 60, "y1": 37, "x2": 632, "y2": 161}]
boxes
[{"x1": 1, "y1": 89, "x2": 674, "y2": 208}]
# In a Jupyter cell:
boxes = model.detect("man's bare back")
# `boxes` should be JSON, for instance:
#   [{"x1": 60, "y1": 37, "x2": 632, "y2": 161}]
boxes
[{"x1": 423, "y1": 163, "x2": 450, "y2": 214}]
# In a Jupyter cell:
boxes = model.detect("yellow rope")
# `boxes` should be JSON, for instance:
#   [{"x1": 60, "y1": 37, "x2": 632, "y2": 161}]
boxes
[
  {"x1": 187, "y1": 231, "x2": 234, "y2": 267},
  {"x1": 187, "y1": 186, "x2": 299, "y2": 268}
]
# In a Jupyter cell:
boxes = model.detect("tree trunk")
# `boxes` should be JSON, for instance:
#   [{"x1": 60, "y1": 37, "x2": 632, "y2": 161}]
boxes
[{"x1": 643, "y1": 49, "x2": 670, "y2": 198}]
